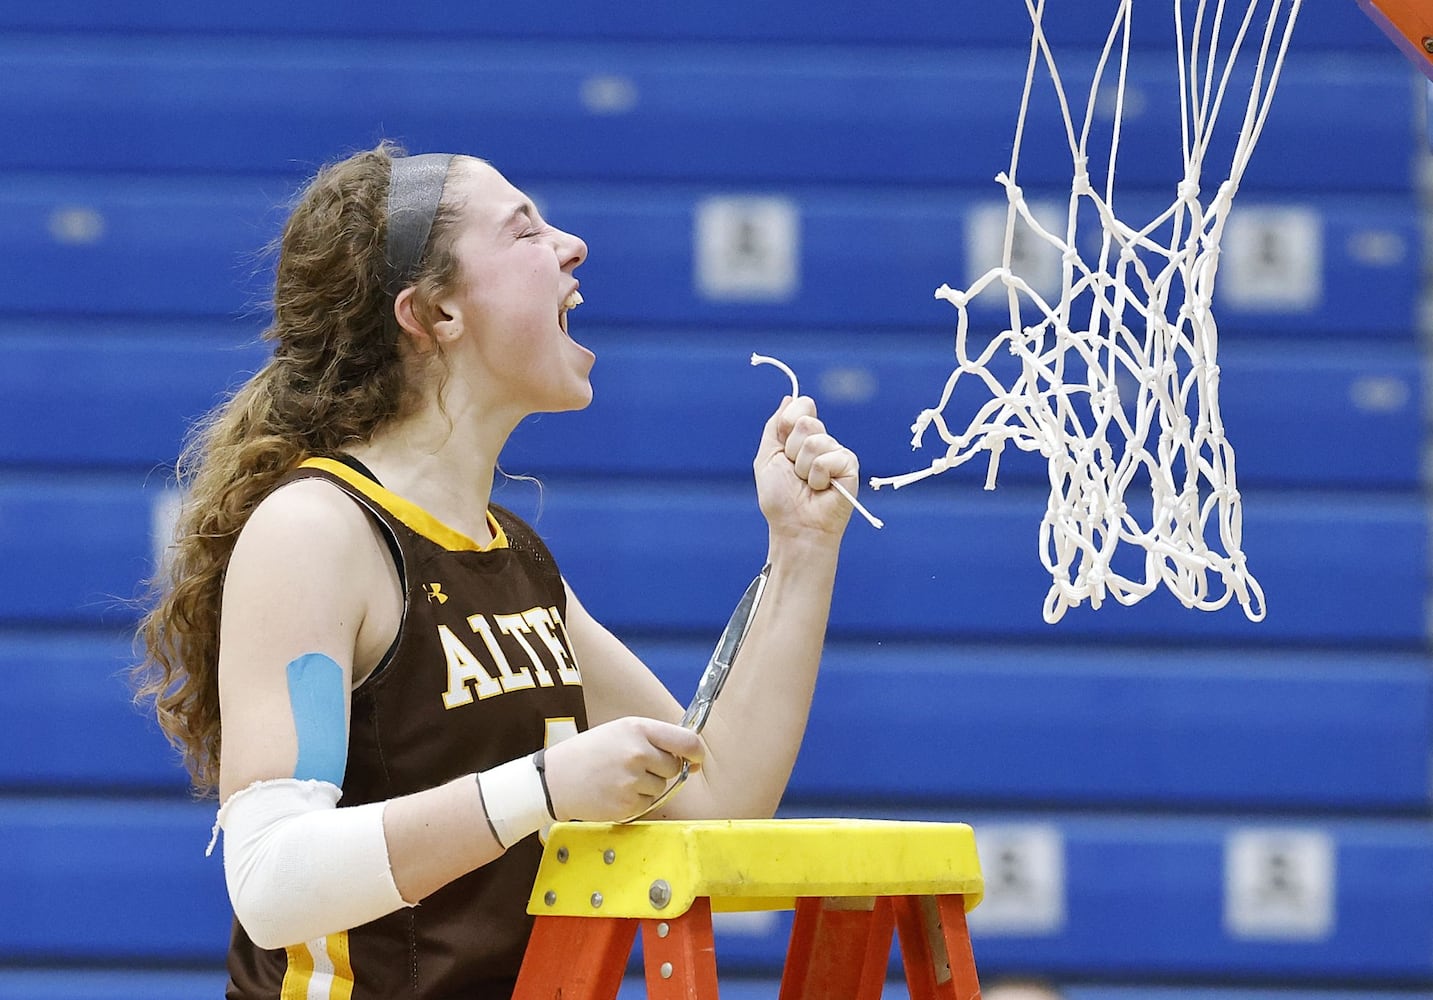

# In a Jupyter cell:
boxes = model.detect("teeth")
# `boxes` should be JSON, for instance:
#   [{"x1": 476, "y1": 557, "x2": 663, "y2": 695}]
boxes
[{"x1": 559, "y1": 290, "x2": 582, "y2": 335}]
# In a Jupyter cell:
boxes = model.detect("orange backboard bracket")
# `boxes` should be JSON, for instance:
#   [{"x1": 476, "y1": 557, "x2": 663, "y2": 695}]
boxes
[{"x1": 1356, "y1": 0, "x2": 1433, "y2": 82}]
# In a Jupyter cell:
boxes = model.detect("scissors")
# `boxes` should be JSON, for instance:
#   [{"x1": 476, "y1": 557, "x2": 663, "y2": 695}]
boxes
[{"x1": 619, "y1": 563, "x2": 771, "y2": 823}]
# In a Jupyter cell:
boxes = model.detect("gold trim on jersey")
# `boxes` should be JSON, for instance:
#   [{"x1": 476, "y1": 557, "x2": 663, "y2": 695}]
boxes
[
  {"x1": 281, "y1": 932, "x2": 355, "y2": 1000},
  {"x1": 300, "y1": 457, "x2": 509, "y2": 553}
]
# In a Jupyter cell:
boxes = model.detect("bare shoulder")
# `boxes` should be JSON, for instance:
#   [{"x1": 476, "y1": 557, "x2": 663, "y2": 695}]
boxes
[
  {"x1": 239, "y1": 476, "x2": 373, "y2": 554},
  {"x1": 225, "y1": 476, "x2": 386, "y2": 606}
]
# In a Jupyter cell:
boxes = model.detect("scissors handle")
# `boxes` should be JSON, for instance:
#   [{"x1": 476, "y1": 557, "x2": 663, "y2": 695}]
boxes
[{"x1": 622, "y1": 760, "x2": 693, "y2": 823}]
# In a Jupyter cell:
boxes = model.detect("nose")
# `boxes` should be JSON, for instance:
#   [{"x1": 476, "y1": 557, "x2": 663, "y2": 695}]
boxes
[{"x1": 557, "y1": 228, "x2": 587, "y2": 270}]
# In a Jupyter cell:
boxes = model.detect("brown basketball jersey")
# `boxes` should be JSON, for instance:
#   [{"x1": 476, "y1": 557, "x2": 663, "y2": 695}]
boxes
[{"x1": 226, "y1": 457, "x2": 589, "y2": 1000}]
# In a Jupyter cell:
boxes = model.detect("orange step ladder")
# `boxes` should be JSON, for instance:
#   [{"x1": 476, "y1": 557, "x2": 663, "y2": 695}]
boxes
[{"x1": 513, "y1": 818, "x2": 985, "y2": 1000}]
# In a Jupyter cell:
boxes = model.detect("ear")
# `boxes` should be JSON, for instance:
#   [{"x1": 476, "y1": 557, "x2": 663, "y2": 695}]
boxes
[
  {"x1": 393, "y1": 287, "x2": 431, "y2": 352},
  {"x1": 393, "y1": 286, "x2": 460, "y2": 354}
]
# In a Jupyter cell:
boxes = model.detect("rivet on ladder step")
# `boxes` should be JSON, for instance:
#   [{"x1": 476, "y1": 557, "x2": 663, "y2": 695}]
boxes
[
  {"x1": 649, "y1": 879, "x2": 671, "y2": 909},
  {"x1": 556, "y1": 847, "x2": 569, "y2": 863},
  {"x1": 603, "y1": 849, "x2": 616, "y2": 864},
  {"x1": 660, "y1": 963, "x2": 674, "y2": 979},
  {"x1": 590, "y1": 892, "x2": 604, "y2": 908},
  {"x1": 543, "y1": 891, "x2": 557, "y2": 906}
]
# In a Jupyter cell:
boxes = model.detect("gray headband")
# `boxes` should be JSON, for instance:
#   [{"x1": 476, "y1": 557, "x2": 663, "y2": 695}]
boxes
[{"x1": 384, "y1": 153, "x2": 455, "y2": 296}]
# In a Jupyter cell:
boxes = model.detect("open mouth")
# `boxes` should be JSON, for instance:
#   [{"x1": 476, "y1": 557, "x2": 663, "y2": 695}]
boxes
[{"x1": 558, "y1": 289, "x2": 583, "y2": 335}]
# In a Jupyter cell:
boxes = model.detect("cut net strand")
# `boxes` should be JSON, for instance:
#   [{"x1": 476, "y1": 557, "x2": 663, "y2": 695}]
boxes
[
  {"x1": 751, "y1": 352, "x2": 885, "y2": 530},
  {"x1": 869, "y1": 0, "x2": 1302, "y2": 623}
]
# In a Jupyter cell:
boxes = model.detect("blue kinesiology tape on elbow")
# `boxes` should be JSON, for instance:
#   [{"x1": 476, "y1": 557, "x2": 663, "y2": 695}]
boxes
[{"x1": 285, "y1": 652, "x2": 348, "y2": 787}]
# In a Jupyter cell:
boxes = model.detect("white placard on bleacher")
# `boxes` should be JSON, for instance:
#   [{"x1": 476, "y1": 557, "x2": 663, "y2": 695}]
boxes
[
  {"x1": 1224, "y1": 827, "x2": 1336, "y2": 941},
  {"x1": 966, "y1": 823, "x2": 1066, "y2": 936},
  {"x1": 1220, "y1": 205, "x2": 1323, "y2": 312},
  {"x1": 694, "y1": 195, "x2": 800, "y2": 302},
  {"x1": 965, "y1": 201, "x2": 1065, "y2": 305}
]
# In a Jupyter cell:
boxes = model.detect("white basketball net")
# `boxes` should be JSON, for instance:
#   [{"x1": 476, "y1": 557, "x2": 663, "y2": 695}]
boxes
[{"x1": 870, "y1": 0, "x2": 1303, "y2": 623}]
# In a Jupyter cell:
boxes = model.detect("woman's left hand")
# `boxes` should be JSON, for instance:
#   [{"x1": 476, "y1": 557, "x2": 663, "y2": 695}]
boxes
[{"x1": 754, "y1": 395, "x2": 859, "y2": 541}]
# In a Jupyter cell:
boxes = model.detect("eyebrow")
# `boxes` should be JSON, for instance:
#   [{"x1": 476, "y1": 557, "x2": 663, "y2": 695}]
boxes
[{"x1": 502, "y1": 201, "x2": 540, "y2": 229}]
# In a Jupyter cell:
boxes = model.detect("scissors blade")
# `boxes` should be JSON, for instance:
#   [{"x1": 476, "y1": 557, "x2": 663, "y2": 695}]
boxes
[
  {"x1": 678, "y1": 563, "x2": 770, "y2": 732},
  {"x1": 619, "y1": 563, "x2": 772, "y2": 824}
]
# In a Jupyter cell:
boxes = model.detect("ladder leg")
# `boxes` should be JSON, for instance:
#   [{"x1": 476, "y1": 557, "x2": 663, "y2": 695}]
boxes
[
  {"x1": 933, "y1": 895, "x2": 982, "y2": 1000},
  {"x1": 893, "y1": 895, "x2": 981, "y2": 1000},
  {"x1": 640, "y1": 897, "x2": 721, "y2": 1000},
  {"x1": 778, "y1": 896, "x2": 895, "y2": 1000},
  {"x1": 513, "y1": 914, "x2": 637, "y2": 1000}
]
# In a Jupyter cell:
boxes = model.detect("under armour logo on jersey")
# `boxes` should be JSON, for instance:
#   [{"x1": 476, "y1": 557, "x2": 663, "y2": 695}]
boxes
[{"x1": 424, "y1": 583, "x2": 449, "y2": 604}]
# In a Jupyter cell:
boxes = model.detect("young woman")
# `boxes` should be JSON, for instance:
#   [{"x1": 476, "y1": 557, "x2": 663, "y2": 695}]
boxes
[{"x1": 136, "y1": 143, "x2": 859, "y2": 999}]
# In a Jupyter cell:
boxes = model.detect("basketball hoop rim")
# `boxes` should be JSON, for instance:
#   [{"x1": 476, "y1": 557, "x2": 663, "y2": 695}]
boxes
[{"x1": 1354, "y1": 0, "x2": 1433, "y2": 84}]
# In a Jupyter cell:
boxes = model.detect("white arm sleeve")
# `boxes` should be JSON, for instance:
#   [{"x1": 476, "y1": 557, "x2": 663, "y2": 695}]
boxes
[{"x1": 213, "y1": 778, "x2": 413, "y2": 951}]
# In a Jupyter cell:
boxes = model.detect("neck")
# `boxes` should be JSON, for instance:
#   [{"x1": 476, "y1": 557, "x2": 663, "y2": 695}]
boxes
[{"x1": 347, "y1": 396, "x2": 518, "y2": 547}]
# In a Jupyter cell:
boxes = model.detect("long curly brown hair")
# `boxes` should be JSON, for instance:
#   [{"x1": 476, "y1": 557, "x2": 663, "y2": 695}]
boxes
[{"x1": 134, "y1": 142, "x2": 467, "y2": 795}]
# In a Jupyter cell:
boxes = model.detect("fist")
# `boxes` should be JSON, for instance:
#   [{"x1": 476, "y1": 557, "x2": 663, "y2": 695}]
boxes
[{"x1": 755, "y1": 395, "x2": 860, "y2": 538}]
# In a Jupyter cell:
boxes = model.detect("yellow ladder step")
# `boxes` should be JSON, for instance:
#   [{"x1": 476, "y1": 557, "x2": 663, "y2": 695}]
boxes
[{"x1": 527, "y1": 818, "x2": 984, "y2": 920}]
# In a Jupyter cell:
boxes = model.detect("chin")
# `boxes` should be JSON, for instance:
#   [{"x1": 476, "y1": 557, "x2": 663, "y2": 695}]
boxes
[
  {"x1": 545, "y1": 380, "x2": 595, "y2": 414},
  {"x1": 568, "y1": 384, "x2": 596, "y2": 411},
  {"x1": 565, "y1": 353, "x2": 596, "y2": 410}
]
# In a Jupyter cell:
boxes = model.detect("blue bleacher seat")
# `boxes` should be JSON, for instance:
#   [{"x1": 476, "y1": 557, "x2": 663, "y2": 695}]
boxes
[
  {"x1": 535, "y1": 189, "x2": 1422, "y2": 337},
  {"x1": 0, "y1": 632, "x2": 187, "y2": 792},
  {"x1": 0, "y1": 0, "x2": 1397, "y2": 51},
  {"x1": 0, "y1": 475, "x2": 157, "y2": 628},
  {"x1": 516, "y1": 481, "x2": 1430, "y2": 645},
  {"x1": 0, "y1": 970, "x2": 229, "y2": 1000},
  {"x1": 1, "y1": 473, "x2": 1425, "y2": 643},
  {"x1": 11, "y1": 629, "x2": 1428, "y2": 812},
  {"x1": 645, "y1": 641, "x2": 1433, "y2": 812},
  {"x1": 0, "y1": 799, "x2": 228, "y2": 963},
  {"x1": 1, "y1": 179, "x2": 1420, "y2": 337},
  {"x1": 722, "y1": 810, "x2": 1433, "y2": 983},
  {"x1": 963, "y1": 812, "x2": 1433, "y2": 982},
  {"x1": 0, "y1": 176, "x2": 282, "y2": 319},
  {"x1": 501, "y1": 333, "x2": 1425, "y2": 491},
  {"x1": 0, "y1": 321, "x2": 270, "y2": 471},
  {"x1": 2, "y1": 324, "x2": 1420, "y2": 490},
  {"x1": 0, "y1": 39, "x2": 1414, "y2": 193},
  {"x1": 5, "y1": 799, "x2": 1430, "y2": 981}
]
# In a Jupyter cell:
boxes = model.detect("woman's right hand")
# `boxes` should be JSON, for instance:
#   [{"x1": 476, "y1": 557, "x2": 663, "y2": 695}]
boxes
[{"x1": 541, "y1": 717, "x2": 706, "y2": 822}]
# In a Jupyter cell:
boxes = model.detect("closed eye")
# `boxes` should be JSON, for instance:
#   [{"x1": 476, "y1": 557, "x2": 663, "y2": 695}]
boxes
[{"x1": 509, "y1": 201, "x2": 549, "y2": 241}]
